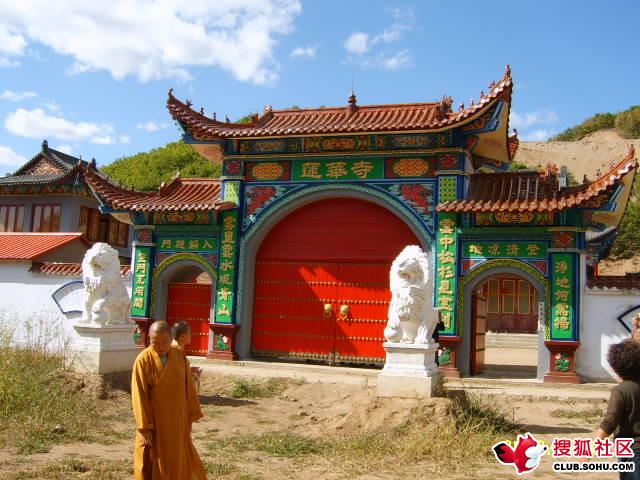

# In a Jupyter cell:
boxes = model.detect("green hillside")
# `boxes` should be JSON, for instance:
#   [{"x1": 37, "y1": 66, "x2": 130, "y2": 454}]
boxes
[
  {"x1": 550, "y1": 106, "x2": 640, "y2": 141},
  {"x1": 101, "y1": 140, "x2": 220, "y2": 191}
]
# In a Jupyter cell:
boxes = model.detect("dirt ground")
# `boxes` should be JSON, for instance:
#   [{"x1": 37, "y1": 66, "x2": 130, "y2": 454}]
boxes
[{"x1": 0, "y1": 368, "x2": 623, "y2": 480}]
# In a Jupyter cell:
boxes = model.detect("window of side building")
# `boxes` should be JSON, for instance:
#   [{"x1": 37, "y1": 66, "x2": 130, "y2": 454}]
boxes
[
  {"x1": 0, "y1": 205, "x2": 25, "y2": 232},
  {"x1": 32, "y1": 204, "x2": 62, "y2": 232},
  {"x1": 79, "y1": 206, "x2": 129, "y2": 247}
]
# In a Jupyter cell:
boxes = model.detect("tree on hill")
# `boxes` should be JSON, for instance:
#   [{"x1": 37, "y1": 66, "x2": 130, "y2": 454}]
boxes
[
  {"x1": 549, "y1": 106, "x2": 640, "y2": 141},
  {"x1": 101, "y1": 140, "x2": 220, "y2": 191},
  {"x1": 615, "y1": 106, "x2": 640, "y2": 139}
]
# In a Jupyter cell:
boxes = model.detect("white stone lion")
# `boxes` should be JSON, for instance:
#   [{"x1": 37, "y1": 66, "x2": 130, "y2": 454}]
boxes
[
  {"x1": 384, "y1": 245, "x2": 438, "y2": 344},
  {"x1": 81, "y1": 243, "x2": 132, "y2": 325}
]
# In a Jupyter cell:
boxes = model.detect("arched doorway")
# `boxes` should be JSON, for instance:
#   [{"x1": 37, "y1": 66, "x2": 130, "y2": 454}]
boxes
[
  {"x1": 153, "y1": 258, "x2": 216, "y2": 356},
  {"x1": 472, "y1": 275, "x2": 539, "y2": 377},
  {"x1": 483, "y1": 275, "x2": 539, "y2": 333},
  {"x1": 251, "y1": 197, "x2": 421, "y2": 364},
  {"x1": 460, "y1": 261, "x2": 549, "y2": 379}
]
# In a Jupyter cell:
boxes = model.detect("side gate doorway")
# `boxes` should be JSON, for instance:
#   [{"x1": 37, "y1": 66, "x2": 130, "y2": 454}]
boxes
[{"x1": 166, "y1": 278, "x2": 213, "y2": 356}]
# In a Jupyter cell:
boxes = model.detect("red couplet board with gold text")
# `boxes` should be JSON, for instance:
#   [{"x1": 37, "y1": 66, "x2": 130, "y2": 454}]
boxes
[
  {"x1": 251, "y1": 198, "x2": 419, "y2": 364},
  {"x1": 166, "y1": 282, "x2": 212, "y2": 356}
]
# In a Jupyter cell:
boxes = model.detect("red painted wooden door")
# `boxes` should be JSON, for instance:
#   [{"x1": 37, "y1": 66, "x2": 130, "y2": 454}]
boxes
[
  {"x1": 471, "y1": 292, "x2": 487, "y2": 375},
  {"x1": 166, "y1": 282, "x2": 212, "y2": 356},
  {"x1": 251, "y1": 198, "x2": 419, "y2": 364}
]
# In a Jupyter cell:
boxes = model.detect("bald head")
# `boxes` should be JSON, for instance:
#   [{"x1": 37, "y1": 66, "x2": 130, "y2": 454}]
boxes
[
  {"x1": 149, "y1": 321, "x2": 172, "y2": 355},
  {"x1": 150, "y1": 321, "x2": 171, "y2": 335}
]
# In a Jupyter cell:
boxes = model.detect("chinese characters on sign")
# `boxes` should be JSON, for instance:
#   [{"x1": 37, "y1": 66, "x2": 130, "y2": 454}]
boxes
[
  {"x1": 156, "y1": 237, "x2": 218, "y2": 252},
  {"x1": 551, "y1": 253, "x2": 574, "y2": 339},
  {"x1": 436, "y1": 214, "x2": 457, "y2": 334},
  {"x1": 131, "y1": 247, "x2": 151, "y2": 317},
  {"x1": 214, "y1": 211, "x2": 238, "y2": 324},
  {"x1": 463, "y1": 241, "x2": 547, "y2": 259},
  {"x1": 292, "y1": 158, "x2": 383, "y2": 181}
]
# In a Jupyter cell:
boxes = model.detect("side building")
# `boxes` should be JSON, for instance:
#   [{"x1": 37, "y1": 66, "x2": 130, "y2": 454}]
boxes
[{"x1": 0, "y1": 141, "x2": 133, "y2": 350}]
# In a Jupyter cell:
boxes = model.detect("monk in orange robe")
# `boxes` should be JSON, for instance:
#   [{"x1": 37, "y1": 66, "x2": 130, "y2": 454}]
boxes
[{"x1": 131, "y1": 321, "x2": 206, "y2": 479}]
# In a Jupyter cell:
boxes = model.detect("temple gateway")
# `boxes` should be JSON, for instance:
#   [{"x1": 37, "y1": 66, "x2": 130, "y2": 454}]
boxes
[{"x1": 81, "y1": 67, "x2": 638, "y2": 383}]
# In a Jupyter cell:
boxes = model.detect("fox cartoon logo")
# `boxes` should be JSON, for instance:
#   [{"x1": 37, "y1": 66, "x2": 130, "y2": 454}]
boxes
[{"x1": 492, "y1": 433, "x2": 549, "y2": 474}]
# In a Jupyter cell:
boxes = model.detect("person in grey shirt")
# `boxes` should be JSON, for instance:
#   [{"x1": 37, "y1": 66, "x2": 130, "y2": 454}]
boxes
[{"x1": 597, "y1": 340, "x2": 640, "y2": 479}]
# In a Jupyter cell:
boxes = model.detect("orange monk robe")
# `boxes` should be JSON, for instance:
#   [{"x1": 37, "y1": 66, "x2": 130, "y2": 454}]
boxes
[{"x1": 131, "y1": 345, "x2": 206, "y2": 480}]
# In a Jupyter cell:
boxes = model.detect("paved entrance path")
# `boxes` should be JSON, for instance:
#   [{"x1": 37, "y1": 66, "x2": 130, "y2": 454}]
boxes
[{"x1": 189, "y1": 355, "x2": 614, "y2": 403}]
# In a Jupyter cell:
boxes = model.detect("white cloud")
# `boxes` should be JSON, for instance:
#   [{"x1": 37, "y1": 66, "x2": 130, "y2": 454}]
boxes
[
  {"x1": 510, "y1": 109, "x2": 559, "y2": 129},
  {"x1": 54, "y1": 144, "x2": 73, "y2": 154},
  {"x1": 290, "y1": 45, "x2": 317, "y2": 58},
  {"x1": 135, "y1": 121, "x2": 168, "y2": 132},
  {"x1": 0, "y1": 145, "x2": 26, "y2": 167},
  {"x1": 0, "y1": 1, "x2": 302, "y2": 84},
  {"x1": 4, "y1": 108, "x2": 124, "y2": 145},
  {"x1": 0, "y1": 90, "x2": 37, "y2": 101},
  {"x1": 382, "y1": 49, "x2": 411, "y2": 71},
  {"x1": 344, "y1": 7, "x2": 414, "y2": 70},
  {"x1": 90, "y1": 135, "x2": 115, "y2": 145},
  {"x1": 0, "y1": 25, "x2": 27, "y2": 56},
  {"x1": 42, "y1": 102, "x2": 60, "y2": 112},
  {"x1": 523, "y1": 129, "x2": 554, "y2": 141},
  {"x1": 345, "y1": 32, "x2": 369, "y2": 54},
  {"x1": 119, "y1": 135, "x2": 131, "y2": 144},
  {"x1": 0, "y1": 57, "x2": 20, "y2": 68}
]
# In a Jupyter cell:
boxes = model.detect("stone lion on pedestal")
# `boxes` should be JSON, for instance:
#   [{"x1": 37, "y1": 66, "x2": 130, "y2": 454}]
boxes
[
  {"x1": 81, "y1": 243, "x2": 132, "y2": 325},
  {"x1": 384, "y1": 245, "x2": 438, "y2": 344}
]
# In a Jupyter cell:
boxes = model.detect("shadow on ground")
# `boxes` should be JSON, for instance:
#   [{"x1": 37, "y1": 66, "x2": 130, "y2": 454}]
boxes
[
  {"x1": 198, "y1": 394, "x2": 257, "y2": 407},
  {"x1": 521, "y1": 424, "x2": 591, "y2": 434}
]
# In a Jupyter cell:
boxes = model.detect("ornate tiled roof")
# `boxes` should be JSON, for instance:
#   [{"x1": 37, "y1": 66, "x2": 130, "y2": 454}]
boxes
[
  {"x1": 30, "y1": 262, "x2": 131, "y2": 276},
  {"x1": 82, "y1": 165, "x2": 236, "y2": 212},
  {"x1": 0, "y1": 140, "x2": 86, "y2": 186},
  {"x1": 0, "y1": 233, "x2": 87, "y2": 260},
  {"x1": 167, "y1": 67, "x2": 513, "y2": 139},
  {"x1": 508, "y1": 129, "x2": 520, "y2": 159},
  {"x1": 437, "y1": 145, "x2": 638, "y2": 213},
  {"x1": 587, "y1": 275, "x2": 640, "y2": 290}
]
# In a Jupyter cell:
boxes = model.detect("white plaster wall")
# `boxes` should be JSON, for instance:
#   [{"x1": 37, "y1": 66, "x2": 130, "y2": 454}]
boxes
[
  {"x1": 576, "y1": 288, "x2": 640, "y2": 382},
  {"x1": 0, "y1": 262, "x2": 132, "y2": 353}
]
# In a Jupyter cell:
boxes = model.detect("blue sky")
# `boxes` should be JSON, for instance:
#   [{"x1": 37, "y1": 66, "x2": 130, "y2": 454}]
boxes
[{"x1": 0, "y1": 0, "x2": 638, "y2": 176}]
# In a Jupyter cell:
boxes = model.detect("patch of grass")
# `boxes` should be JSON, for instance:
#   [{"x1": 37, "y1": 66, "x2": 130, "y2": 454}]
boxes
[
  {"x1": 450, "y1": 393, "x2": 519, "y2": 435},
  {"x1": 209, "y1": 431, "x2": 320, "y2": 458},
  {"x1": 238, "y1": 474, "x2": 262, "y2": 480},
  {"x1": 6, "y1": 456, "x2": 132, "y2": 479},
  {"x1": 228, "y1": 376, "x2": 305, "y2": 399},
  {"x1": 203, "y1": 460, "x2": 238, "y2": 476},
  {"x1": 0, "y1": 347, "x2": 98, "y2": 454},
  {"x1": 325, "y1": 395, "x2": 519, "y2": 476},
  {"x1": 551, "y1": 406, "x2": 604, "y2": 421},
  {"x1": 256, "y1": 418, "x2": 276, "y2": 425}
]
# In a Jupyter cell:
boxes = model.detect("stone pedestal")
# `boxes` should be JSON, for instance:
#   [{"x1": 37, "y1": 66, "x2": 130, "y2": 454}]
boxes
[
  {"x1": 377, "y1": 342, "x2": 442, "y2": 398},
  {"x1": 543, "y1": 340, "x2": 581, "y2": 384},
  {"x1": 66, "y1": 323, "x2": 139, "y2": 374},
  {"x1": 207, "y1": 324, "x2": 240, "y2": 360},
  {"x1": 437, "y1": 335, "x2": 461, "y2": 378}
]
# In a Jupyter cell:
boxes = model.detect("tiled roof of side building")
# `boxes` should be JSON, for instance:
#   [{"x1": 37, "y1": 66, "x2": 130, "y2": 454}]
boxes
[
  {"x1": 587, "y1": 275, "x2": 640, "y2": 290},
  {"x1": 0, "y1": 139, "x2": 86, "y2": 185},
  {"x1": 82, "y1": 165, "x2": 236, "y2": 212},
  {"x1": 30, "y1": 262, "x2": 131, "y2": 276},
  {"x1": 0, "y1": 233, "x2": 87, "y2": 260},
  {"x1": 437, "y1": 145, "x2": 638, "y2": 213},
  {"x1": 167, "y1": 67, "x2": 513, "y2": 139}
]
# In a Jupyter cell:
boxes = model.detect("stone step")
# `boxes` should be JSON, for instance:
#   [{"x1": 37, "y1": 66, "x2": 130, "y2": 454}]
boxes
[{"x1": 485, "y1": 333, "x2": 538, "y2": 349}]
